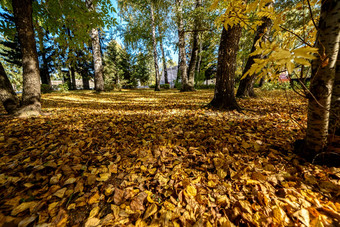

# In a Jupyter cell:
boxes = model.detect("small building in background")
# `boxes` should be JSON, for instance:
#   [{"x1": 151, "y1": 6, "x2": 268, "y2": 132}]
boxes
[
  {"x1": 51, "y1": 79, "x2": 94, "y2": 90},
  {"x1": 161, "y1": 66, "x2": 178, "y2": 88}
]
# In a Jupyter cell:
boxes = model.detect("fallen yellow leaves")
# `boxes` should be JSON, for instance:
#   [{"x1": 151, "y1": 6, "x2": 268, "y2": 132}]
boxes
[{"x1": 0, "y1": 90, "x2": 339, "y2": 226}]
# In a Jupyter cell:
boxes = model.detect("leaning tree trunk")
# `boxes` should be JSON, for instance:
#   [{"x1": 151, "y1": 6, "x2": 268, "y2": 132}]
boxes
[
  {"x1": 176, "y1": 0, "x2": 188, "y2": 90},
  {"x1": 305, "y1": 0, "x2": 340, "y2": 154},
  {"x1": 236, "y1": 3, "x2": 272, "y2": 98},
  {"x1": 184, "y1": 0, "x2": 202, "y2": 92},
  {"x1": 159, "y1": 35, "x2": 168, "y2": 85},
  {"x1": 150, "y1": 3, "x2": 160, "y2": 91},
  {"x1": 86, "y1": 0, "x2": 104, "y2": 92},
  {"x1": 12, "y1": 0, "x2": 41, "y2": 116},
  {"x1": 209, "y1": 25, "x2": 242, "y2": 110},
  {"x1": 329, "y1": 53, "x2": 340, "y2": 136},
  {"x1": 0, "y1": 62, "x2": 19, "y2": 114}
]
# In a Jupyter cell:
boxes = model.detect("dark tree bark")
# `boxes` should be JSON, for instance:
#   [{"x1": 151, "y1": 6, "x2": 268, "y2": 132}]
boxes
[
  {"x1": 12, "y1": 0, "x2": 41, "y2": 116},
  {"x1": 70, "y1": 66, "x2": 77, "y2": 90},
  {"x1": 36, "y1": 24, "x2": 51, "y2": 88},
  {"x1": 82, "y1": 73, "x2": 90, "y2": 90},
  {"x1": 209, "y1": 25, "x2": 242, "y2": 110},
  {"x1": 305, "y1": 0, "x2": 340, "y2": 154},
  {"x1": 184, "y1": 0, "x2": 202, "y2": 91},
  {"x1": 258, "y1": 76, "x2": 265, "y2": 87},
  {"x1": 86, "y1": 0, "x2": 104, "y2": 92},
  {"x1": 236, "y1": 4, "x2": 272, "y2": 98},
  {"x1": 176, "y1": 0, "x2": 188, "y2": 90},
  {"x1": 0, "y1": 62, "x2": 19, "y2": 114},
  {"x1": 159, "y1": 35, "x2": 168, "y2": 85},
  {"x1": 150, "y1": 3, "x2": 160, "y2": 91},
  {"x1": 329, "y1": 53, "x2": 340, "y2": 135}
]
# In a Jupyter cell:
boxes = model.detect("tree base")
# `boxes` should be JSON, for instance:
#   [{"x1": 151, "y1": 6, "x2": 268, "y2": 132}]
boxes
[
  {"x1": 15, "y1": 104, "x2": 41, "y2": 118},
  {"x1": 180, "y1": 84, "x2": 195, "y2": 92},
  {"x1": 208, "y1": 98, "x2": 242, "y2": 112},
  {"x1": 293, "y1": 139, "x2": 340, "y2": 167}
]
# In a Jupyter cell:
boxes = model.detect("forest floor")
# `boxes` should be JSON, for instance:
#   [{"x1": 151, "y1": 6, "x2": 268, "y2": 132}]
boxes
[{"x1": 0, "y1": 89, "x2": 339, "y2": 226}]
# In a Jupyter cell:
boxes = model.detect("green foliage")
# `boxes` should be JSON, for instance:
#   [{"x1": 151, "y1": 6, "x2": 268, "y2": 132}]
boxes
[
  {"x1": 57, "y1": 83, "x2": 69, "y2": 92},
  {"x1": 41, "y1": 84, "x2": 52, "y2": 93},
  {"x1": 174, "y1": 81, "x2": 182, "y2": 89},
  {"x1": 260, "y1": 82, "x2": 291, "y2": 91},
  {"x1": 160, "y1": 83, "x2": 170, "y2": 89}
]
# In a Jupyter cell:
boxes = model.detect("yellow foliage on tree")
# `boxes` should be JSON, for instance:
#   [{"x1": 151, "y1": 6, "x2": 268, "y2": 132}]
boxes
[{"x1": 211, "y1": 0, "x2": 321, "y2": 81}]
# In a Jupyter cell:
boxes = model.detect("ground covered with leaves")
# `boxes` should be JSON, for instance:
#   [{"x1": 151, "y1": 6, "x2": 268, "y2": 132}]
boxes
[{"x1": 0, "y1": 89, "x2": 339, "y2": 226}]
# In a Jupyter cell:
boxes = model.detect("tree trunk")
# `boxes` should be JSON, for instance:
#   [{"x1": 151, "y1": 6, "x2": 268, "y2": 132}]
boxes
[
  {"x1": 196, "y1": 35, "x2": 202, "y2": 79},
  {"x1": 159, "y1": 35, "x2": 168, "y2": 85},
  {"x1": 12, "y1": 0, "x2": 41, "y2": 116},
  {"x1": 36, "y1": 24, "x2": 51, "y2": 88},
  {"x1": 70, "y1": 66, "x2": 77, "y2": 90},
  {"x1": 209, "y1": 25, "x2": 242, "y2": 110},
  {"x1": 236, "y1": 3, "x2": 272, "y2": 98},
  {"x1": 305, "y1": 0, "x2": 340, "y2": 154},
  {"x1": 150, "y1": 3, "x2": 160, "y2": 91},
  {"x1": 329, "y1": 53, "x2": 340, "y2": 135},
  {"x1": 0, "y1": 62, "x2": 20, "y2": 114},
  {"x1": 86, "y1": 0, "x2": 104, "y2": 92},
  {"x1": 176, "y1": 0, "x2": 188, "y2": 91},
  {"x1": 82, "y1": 71, "x2": 90, "y2": 90},
  {"x1": 184, "y1": 0, "x2": 202, "y2": 91},
  {"x1": 90, "y1": 28, "x2": 104, "y2": 92}
]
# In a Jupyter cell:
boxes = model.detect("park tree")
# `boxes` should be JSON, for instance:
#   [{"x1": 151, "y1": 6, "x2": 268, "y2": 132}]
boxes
[
  {"x1": 305, "y1": 0, "x2": 340, "y2": 154},
  {"x1": 236, "y1": 2, "x2": 273, "y2": 98},
  {"x1": 329, "y1": 54, "x2": 340, "y2": 135},
  {"x1": 149, "y1": 1, "x2": 161, "y2": 91},
  {"x1": 240, "y1": 0, "x2": 339, "y2": 157},
  {"x1": 86, "y1": 0, "x2": 105, "y2": 92},
  {"x1": 185, "y1": 0, "x2": 203, "y2": 91},
  {"x1": 175, "y1": 0, "x2": 188, "y2": 91},
  {"x1": 0, "y1": 61, "x2": 19, "y2": 114},
  {"x1": 11, "y1": 0, "x2": 41, "y2": 116}
]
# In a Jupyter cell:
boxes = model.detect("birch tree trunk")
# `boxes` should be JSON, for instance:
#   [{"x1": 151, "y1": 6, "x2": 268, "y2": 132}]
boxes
[
  {"x1": 209, "y1": 25, "x2": 242, "y2": 111},
  {"x1": 175, "y1": 0, "x2": 188, "y2": 90},
  {"x1": 236, "y1": 3, "x2": 272, "y2": 98},
  {"x1": 0, "y1": 62, "x2": 19, "y2": 114},
  {"x1": 305, "y1": 0, "x2": 340, "y2": 153},
  {"x1": 12, "y1": 0, "x2": 41, "y2": 116},
  {"x1": 150, "y1": 2, "x2": 160, "y2": 91},
  {"x1": 184, "y1": 0, "x2": 202, "y2": 91},
  {"x1": 159, "y1": 35, "x2": 168, "y2": 85},
  {"x1": 86, "y1": 0, "x2": 104, "y2": 92},
  {"x1": 329, "y1": 53, "x2": 340, "y2": 135}
]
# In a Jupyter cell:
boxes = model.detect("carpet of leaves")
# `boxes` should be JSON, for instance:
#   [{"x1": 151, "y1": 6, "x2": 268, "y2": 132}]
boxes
[{"x1": 0, "y1": 89, "x2": 339, "y2": 227}]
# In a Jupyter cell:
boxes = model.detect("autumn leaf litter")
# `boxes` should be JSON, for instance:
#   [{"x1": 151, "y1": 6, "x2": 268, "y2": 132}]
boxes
[{"x1": 0, "y1": 90, "x2": 339, "y2": 226}]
